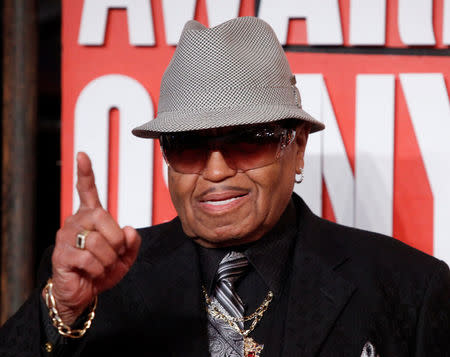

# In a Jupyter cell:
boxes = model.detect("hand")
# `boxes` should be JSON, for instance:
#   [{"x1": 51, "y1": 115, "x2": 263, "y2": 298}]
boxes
[{"x1": 43, "y1": 152, "x2": 141, "y2": 325}]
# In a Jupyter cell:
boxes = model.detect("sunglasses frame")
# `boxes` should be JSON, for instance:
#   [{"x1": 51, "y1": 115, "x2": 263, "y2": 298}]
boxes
[{"x1": 159, "y1": 122, "x2": 298, "y2": 174}]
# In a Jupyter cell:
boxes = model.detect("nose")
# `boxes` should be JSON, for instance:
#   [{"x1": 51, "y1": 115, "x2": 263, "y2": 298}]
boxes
[{"x1": 201, "y1": 150, "x2": 237, "y2": 182}]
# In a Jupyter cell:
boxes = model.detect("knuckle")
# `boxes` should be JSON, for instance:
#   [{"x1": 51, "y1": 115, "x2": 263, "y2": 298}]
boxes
[
  {"x1": 102, "y1": 229, "x2": 124, "y2": 252},
  {"x1": 93, "y1": 207, "x2": 108, "y2": 221},
  {"x1": 51, "y1": 249, "x2": 62, "y2": 267},
  {"x1": 52, "y1": 245, "x2": 70, "y2": 269},
  {"x1": 63, "y1": 214, "x2": 73, "y2": 225},
  {"x1": 132, "y1": 231, "x2": 142, "y2": 245},
  {"x1": 55, "y1": 230, "x2": 73, "y2": 249},
  {"x1": 78, "y1": 252, "x2": 94, "y2": 270},
  {"x1": 86, "y1": 233, "x2": 117, "y2": 267},
  {"x1": 55, "y1": 229, "x2": 64, "y2": 244},
  {"x1": 112, "y1": 239, "x2": 126, "y2": 256},
  {"x1": 62, "y1": 214, "x2": 77, "y2": 229},
  {"x1": 77, "y1": 252, "x2": 104, "y2": 278},
  {"x1": 86, "y1": 231, "x2": 99, "y2": 249},
  {"x1": 92, "y1": 264, "x2": 105, "y2": 278},
  {"x1": 104, "y1": 255, "x2": 117, "y2": 270},
  {"x1": 112, "y1": 231, "x2": 125, "y2": 247},
  {"x1": 104, "y1": 246, "x2": 118, "y2": 264},
  {"x1": 63, "y1": 212, "x2": 87, "y2": 230}
]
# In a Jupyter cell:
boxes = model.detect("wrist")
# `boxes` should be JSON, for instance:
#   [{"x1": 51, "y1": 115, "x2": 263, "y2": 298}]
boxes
[
  {"x1": 41, "y1": 288, "x2": 81, "y2": 326},
  {"x1": 42, "y1": 278, "x2": 97, "y2": 338}
]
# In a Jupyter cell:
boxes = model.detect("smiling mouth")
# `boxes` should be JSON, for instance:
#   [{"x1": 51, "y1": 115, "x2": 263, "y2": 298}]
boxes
[
  {"x1": 203, "y1": 196, "x2": 243, "y2": 206},
  {"x1": 199, "y1": 191, "x2": 249, "y2": 211}
]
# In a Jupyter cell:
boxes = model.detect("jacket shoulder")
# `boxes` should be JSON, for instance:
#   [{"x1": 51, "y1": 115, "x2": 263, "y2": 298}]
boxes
[
  {"x1": 303, "y1": 212, "x2": 450, "y2": 320},
  {"x1": 316, "y1": 216, "x2": 445, "y2": 274},
  {"x1": 135, "y1": 217, "x2": 187, "y2": 262}
]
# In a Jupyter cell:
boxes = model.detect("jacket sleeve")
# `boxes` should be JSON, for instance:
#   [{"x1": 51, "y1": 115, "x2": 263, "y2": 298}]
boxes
[
  {"x1": 414, "y1": 260, "x2": 450, "y2": 356},
  {"x1": 0, "y1": 246, "x2": 52, "y2": 356},
  {"x1": 0, "y1": 247, "x2": 83, "y2": 357},
  {"x1": 0, "y1": 288, "x2": 43, "y2": 357}
]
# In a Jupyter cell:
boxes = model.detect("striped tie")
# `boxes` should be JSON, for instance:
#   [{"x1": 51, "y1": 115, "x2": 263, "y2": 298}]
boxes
[{"x1": 214, "y1": 251, "x2": 249, "y2": 329}]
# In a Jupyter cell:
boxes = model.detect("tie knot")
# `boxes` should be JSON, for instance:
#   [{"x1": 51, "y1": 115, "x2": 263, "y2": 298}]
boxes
[{"x1": 216, "y1": 251, "x2": 249, "y2": 285}]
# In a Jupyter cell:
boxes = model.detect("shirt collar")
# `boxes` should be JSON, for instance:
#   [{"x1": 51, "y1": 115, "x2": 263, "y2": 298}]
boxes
[{"x1": 197, "y1": 198, "x2": 298, "y2": 296}]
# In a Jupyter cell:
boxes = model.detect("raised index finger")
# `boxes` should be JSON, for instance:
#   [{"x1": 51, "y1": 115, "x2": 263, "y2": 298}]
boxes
[{"x1": 76, "y1": 152, "x2": 101, "y2": 209}]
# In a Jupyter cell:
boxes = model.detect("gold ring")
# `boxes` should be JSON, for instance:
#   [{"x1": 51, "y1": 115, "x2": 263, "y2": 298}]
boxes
[{"x1": 75, "y1": 230, "x2": 90, "y2": 250}]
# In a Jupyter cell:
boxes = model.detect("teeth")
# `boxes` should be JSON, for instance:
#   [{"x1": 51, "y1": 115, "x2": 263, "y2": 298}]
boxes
[{"x1": 204, "y1": 197, "x2": 240, "y2": 206}]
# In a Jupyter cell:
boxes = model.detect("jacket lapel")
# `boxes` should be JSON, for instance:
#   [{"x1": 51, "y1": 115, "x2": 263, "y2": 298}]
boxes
[
  {"x1": 115, "y1": 197, "x2": 356, "y2": 356},
  {"x1": 283, "y1": 196, "x2": 356, "y2": 357},
  {"x1": 127, "y1": 219, "x2": 210, "y2": 356}
]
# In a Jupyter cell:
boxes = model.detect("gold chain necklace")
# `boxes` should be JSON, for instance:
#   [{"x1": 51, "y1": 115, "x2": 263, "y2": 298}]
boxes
[{"x1": 202, "y1": 286, "x2": 274, "y2": 357}]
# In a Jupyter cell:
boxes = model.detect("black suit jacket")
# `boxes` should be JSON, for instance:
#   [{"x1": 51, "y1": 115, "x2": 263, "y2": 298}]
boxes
[{"x1": 1, "y1": 194, "x2": 449, "y2": 356}]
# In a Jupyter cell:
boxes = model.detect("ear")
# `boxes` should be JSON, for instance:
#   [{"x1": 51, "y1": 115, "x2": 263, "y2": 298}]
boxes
[{"x1": 295, "y1": 123, "x2": 310, "y2": 173}]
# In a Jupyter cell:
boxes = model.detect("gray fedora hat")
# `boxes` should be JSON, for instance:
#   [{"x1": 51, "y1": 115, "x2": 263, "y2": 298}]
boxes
[{"x1": 132, "y1": 16, "x2": 324, "y2": 138}]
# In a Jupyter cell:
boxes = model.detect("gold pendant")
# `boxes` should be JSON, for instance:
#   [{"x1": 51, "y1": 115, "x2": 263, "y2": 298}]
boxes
[{"x1": 244, "y1": 337, "x2": 264, "y2": 357}]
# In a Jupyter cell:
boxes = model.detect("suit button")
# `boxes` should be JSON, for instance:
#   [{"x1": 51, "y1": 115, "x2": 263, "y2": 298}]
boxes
[{"x1": 44, "y1": 342, "x2": 53, "y2": 352}]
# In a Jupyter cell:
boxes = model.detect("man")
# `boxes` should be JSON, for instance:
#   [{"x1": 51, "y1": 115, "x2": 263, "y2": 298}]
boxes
[{"x1": 1, "y1": 17, "x2": 449, "y2": 357}]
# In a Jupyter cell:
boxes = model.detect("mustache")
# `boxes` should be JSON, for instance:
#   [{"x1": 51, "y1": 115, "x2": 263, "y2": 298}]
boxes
[{"x1": 197, "y1": 185, "x2": 249, "y2": 198}]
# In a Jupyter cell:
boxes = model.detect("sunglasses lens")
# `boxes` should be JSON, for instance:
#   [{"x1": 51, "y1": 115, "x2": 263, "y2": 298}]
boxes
[
  {"x1": 161, "y1": 125, "x2": 295, "y2": 174},
  {"x1": 161, "y1": 135, "x2": 208, "y2": 174},
  {"x1": 222, "y1": 130, "x2": 283, "y2": 171}
]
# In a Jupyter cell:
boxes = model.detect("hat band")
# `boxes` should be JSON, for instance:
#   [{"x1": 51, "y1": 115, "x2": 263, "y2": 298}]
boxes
[{"x1": 157, "y1": 86, "x2": 301, "y2": 114}]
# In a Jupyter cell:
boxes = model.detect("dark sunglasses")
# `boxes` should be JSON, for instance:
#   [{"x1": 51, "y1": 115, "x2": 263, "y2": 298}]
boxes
[{"x1": 159, "y1": 123, "x2": 297, "y2": 174}]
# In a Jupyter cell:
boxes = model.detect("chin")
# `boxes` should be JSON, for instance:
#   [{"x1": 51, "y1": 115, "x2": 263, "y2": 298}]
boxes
[
  {"x1": 194, "y1": 236, "x2": 250, "y2": 248},
  {"x1": 193, "y1": 223, "x2": 263, "y2": 248}
]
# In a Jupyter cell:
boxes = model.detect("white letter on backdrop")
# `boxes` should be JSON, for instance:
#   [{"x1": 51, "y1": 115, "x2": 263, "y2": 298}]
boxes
[
  {"x1": 400, "y1": 74, "x2": 450, "y2": 264},
  {"x1": 349, "y1": 0, "x2": 386, "y2": 45},
  {"x1": 78, "y1": 0, "x2": 154, "y2": 46},
  {"x1": 444, "y1": 0, "x2": 450, "y2": 44},
  {"x1": 320, "y1": 76, "x2": 354, "y2": 226},
  {"x1": 398, "y1": 0, "x2": 435, "y2": 45},
  {"x1": 293, "y1": 74, "x2": 354, "y2": 226},
  {"x1": 293, "y1": 74, "x2": 323, "y2": 217},
  {"x1": 206, "y1": 0, "x2": 241, "y2": 27},
  {"x1": 163, "y1": 0, "x2": 197, "y2": 45},
  {"x1": 74, "y1": 75, "x2": 154, "y2": 227},
  {"x1": 355, "y1": 75, "x2": 395, "y2": 236},
  {"x1": 258, "y1": 0, "x2": 343, "y2": 45}
]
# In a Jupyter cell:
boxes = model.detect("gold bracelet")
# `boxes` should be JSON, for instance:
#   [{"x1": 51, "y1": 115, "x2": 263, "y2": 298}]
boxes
[{"x1": 43, "y1": 278, "x2": 98, "y2": 339}]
